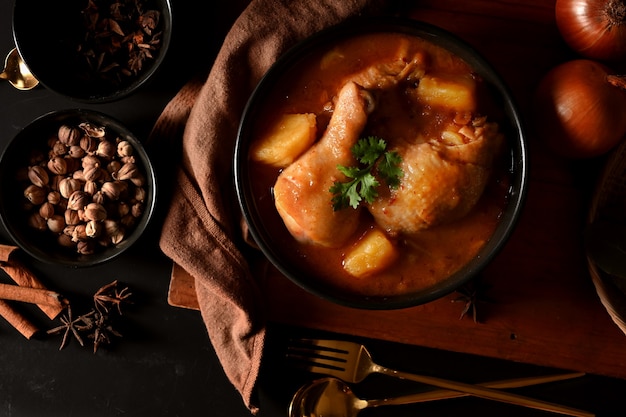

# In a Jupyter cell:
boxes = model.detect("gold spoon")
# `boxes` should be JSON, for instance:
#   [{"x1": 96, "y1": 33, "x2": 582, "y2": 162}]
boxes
[
  {"x1": 0, "y1": 48, "x2": 39, "y2": 90},
  {"x1": 289, "y1": 373, "x2": 591, "y2": 417}
]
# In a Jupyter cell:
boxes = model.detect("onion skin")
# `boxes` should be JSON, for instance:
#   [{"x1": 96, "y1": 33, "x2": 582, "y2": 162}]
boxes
[
  {"x1": 556, "y1": 0, "x2": 626, "y2": 61},
  {"x1": 533, "y1": 59, "x2": 626, "y2": 158}
]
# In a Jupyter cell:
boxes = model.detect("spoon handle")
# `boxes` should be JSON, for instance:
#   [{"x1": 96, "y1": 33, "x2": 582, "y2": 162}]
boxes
[
  {"x1": 376, "y1": 366, "x2": 594, "y2": 416},
  {"x1": 367, "y1": 372, "x2": 584, "y2": 407}
]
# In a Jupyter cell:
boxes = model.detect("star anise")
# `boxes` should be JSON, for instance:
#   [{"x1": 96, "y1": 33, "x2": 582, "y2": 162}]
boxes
[
  {"x1": 452, "y1": 278, "x2": 493, "y2": 323},
  {"x1": 47, "y1": 306, "x2": 96, "y2": 350},
  {"x1": 47, "y1": 281, "x2": 132, "y2": 353},
  {"x1": 88, "y1": 312, "x2": 123, "y2": 353},
  {"x1": 77, "y1": 0, "x2": 163, "y2": 84},
  {"x1": 93, "y1": 280, "x2": 132, "y2": 314}
]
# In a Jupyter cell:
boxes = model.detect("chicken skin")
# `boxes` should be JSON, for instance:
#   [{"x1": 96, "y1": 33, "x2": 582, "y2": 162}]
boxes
[
  {"x1": 367, "y1": 118, "x2": 503, "y2": 234},
  {"x1": 273, "y1": 81, "x2": 374, "y2": 247}
]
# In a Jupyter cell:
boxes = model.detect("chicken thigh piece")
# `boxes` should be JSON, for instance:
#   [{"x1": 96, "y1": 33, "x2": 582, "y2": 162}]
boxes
[
  {"x1": 368, "y1": 119, "x2": 504, "y2": 234},
  {"x1": 273, "y1": 81, "x2": 373, "y2": 247}
]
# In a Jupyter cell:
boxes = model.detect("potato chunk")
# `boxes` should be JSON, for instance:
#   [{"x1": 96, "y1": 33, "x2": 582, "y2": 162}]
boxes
[
  {"x1": 417, "y1": 73, "x2": 476, "y2": 112},
  {"x1": 251, "y1": 113, "x2": 317, "y2": 167},
  {"x1": 343, "y1": 228, "x2": 398, "y2": 278}
]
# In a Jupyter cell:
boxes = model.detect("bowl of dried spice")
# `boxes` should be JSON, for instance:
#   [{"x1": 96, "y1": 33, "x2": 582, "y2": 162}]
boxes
[
  {"x1": 0, "y1": 109, "x2": 157, "y2": 267},
  {"x1": 11, "y1": 0, "x2": 172, "y2": 103}
]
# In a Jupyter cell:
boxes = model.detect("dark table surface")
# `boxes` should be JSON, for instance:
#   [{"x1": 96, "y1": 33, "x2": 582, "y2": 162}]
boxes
[{"x1": 2, "y1": 1, "x2": 626, "y2": 417}]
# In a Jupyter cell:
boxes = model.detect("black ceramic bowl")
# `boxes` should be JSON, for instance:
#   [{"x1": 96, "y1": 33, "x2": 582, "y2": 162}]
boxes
[
  {"x1": 0, "y1": 109, "x2": 157, "y2": 267},
  {"x1": 12, "y1": 0, "x2": 172, "y2": 103},
  {"x1": 235, "y1": 18, "x2": 528, "y2": 309}
]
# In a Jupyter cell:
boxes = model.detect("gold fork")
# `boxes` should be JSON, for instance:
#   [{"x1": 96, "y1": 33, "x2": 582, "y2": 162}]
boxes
[{"x1": 287, "y1": 338, "x2": 594, "y2": 417}]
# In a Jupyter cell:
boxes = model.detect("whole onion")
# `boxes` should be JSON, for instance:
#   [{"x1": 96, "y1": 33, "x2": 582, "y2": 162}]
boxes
[
  {"x1": 533, "y1": 59, "x2": 626, "y2": 158},
  {"x1": 556, "y1": 0, "x2": 626, "y2": 61}
]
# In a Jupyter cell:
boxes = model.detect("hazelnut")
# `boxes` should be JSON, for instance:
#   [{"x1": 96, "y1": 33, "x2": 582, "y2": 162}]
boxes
[
  {"x1": 117, "y1": 201, "x2": 130, "y2": 217},
  {"x1": 80, "y1": 136, "x2": 98, "y2": 154},
  {"x1": 76, "y1": 240, "x2": 95, "y2": 255},
  {"x1": 59, "y1": 177, "x2": 82, "y2": 199},
  {"x1": 39, "y1": 202, "x2": 55, "y2": 220},
  {"x1": 117, "y1": 140, "x2": 133, "y2": 157},
  {"x1": 92, "y1": 191, "x2": 106, "y2": 205},
  {"x1": 57, "y1": 233, "x2": 75, "y2": 248},
  {"x1": 24, "y1": 184, "x2": 46, "y2": 205},
  {"x1": 64, "y1": 209, "x2": 82, "y2": 226},
  {"x1": 83, "y1": 203, "x2": 107, "y2": 222},
  {"x1": 103, "y1": 219, "x2": 121, "y2": 235},
  {"x1": 81, "y1": 154, "x2": 101, "y2": 169},
  {"x1": 107, "y1": 160, "x2": 122, "y2": 175},
  {"x1": 27, "y1": 165, "x2": 49, "y2": 188},
  {"x1": 121, "y1": 214, "x2": 136, "y2": 228},
  {"x1": 58, "y1": 124, "x2": 82, "y2": 146},
  {"x1": 101, "y1": 180, "x2": 127, "y2": 201},
  {"x1": 130, "y1": 174, "x2": 145, "y2": 187},
  {"x1": 51, "y1": 140, "x2": 67, "y2": 156},
  {"x1": 109, "y1": 230, "x2": 125, "y2": 245},
  {"x1": 67, "y1": 191, "x2": 90, "y2": 211},
  {"x1": 47, "y1": 191, "x2": 62, "y2": 205},
  {"x1": 84, "y1": 180, "x2": 98, "y2": 195},
  {"x1": 131, "y1": 202, "x2": 144, "y2": 218},
  {"x1": 72, "y1": 169, "x2": 85, "y2": 182},
  {"x1": 120, "y1": 156, "x2": 136, "y2": 165},
  {"x1": 28, "y1": 213, "x2": 47, "y2": 231},
  {"x1": 133, "y1": 187, "x2": 146, "y2": 203},
  {"x1": 104, "y1": 220, "x2": 125, "y2": 245},
  {"x1": 79, "y1": 122, "x2": 105, "y2": 138},
  {"x1": 82, "y1": 164, "x2": 102, "y2": 182},
  {"x1": 47, "y1": 214, "x2": 66, "y2": 234},
  {"x1": 68, "y1": 145, "x2": 85, "y2": 159},
  {"x1": 71, "y1": 224, "x2": 88, "y2": 242},
  {"x1": 85, "y1": 220, "x2": 102, "y2": 238},
  {"x1": 47, "y1": 156, "x2": 68, "y2": 175},
  {"x1": 114, "y1": 162, "x2": 139, "y2": 181},
  {"x1": 96, "y1": 140, "x2": 116, "y2": 160}
]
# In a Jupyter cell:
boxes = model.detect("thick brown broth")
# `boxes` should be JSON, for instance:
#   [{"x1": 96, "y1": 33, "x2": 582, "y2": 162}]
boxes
[{"x1": 248, "y1": 32, "x2": 510, "y2": 297}]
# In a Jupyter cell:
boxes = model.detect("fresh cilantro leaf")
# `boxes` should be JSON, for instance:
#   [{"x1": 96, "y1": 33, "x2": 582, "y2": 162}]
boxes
[
  {"x1": 379, "y1": 150, "x2": 403, "y2": 189},
  {"x1": 360, "y1": 172, "x2": 380, "y2": 203},
  {"x1": 352, "y1": 136, "x2": 387, "y2": 165},
  {"x1": 330, "y1": 136, "x2": 403, "y2": 211}
]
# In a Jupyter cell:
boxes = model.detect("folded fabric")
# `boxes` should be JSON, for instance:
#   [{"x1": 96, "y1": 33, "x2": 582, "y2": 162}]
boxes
[{"x1": 149, "y1": 0, "x2": 392, "y2": 413}]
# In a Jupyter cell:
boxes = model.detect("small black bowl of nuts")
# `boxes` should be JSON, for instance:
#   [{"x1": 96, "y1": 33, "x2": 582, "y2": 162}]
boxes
[
  {"x1": 0, "y1": 109, "x2": 156, "y2": 267},
  {"x1": 12, "y1": 0, "x2": 172, "y2": 103}
]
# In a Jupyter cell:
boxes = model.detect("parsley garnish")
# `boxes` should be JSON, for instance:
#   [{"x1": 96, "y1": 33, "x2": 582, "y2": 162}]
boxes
[{"x1": 330, "y1": 136, "x2": 403, "y2": 211}]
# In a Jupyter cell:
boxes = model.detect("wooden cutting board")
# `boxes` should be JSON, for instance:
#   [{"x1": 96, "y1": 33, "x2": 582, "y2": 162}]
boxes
[{"x1": 168, "y1": 0, "x2": 626, "y2": 379}]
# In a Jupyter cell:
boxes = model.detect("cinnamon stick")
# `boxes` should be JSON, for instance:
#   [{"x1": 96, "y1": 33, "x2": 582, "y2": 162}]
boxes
[
  {"x1": 0, "y1": 244, "x2": 17, "y2": 262},
  {"x1": 0, "y1": 299, "x2": 39, "y2": 339},
  {"x1": 0, "y1": 244, "x2": 65, "y2": 319},
  {"x1": 0, "y1": 282, "x2": 68, "y2": 309}
]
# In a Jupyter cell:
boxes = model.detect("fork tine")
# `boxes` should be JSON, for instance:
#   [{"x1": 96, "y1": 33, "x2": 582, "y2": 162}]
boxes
[
  {"x1": 288, "y1": 350, "x2": 347, "y2": 369},
  {"x1": 287, "y1": 346, "x2": 348, "y2": 362},
  {"x1": 287, "y1": 338, "x2": 357, "y2": 375},
  {"x1": 287, "y1": 339, "x2": 349, "y2": 369}
]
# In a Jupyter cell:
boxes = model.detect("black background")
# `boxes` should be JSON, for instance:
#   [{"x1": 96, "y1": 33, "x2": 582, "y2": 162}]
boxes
[{"x1": 1, "y1": 1, "x2": 626, "y2": 416}]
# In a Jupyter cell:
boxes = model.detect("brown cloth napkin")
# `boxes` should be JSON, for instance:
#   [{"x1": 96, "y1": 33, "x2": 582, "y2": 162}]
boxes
[{"x1": 149, "y1": 0, "x2": 393, "y2": 413}]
